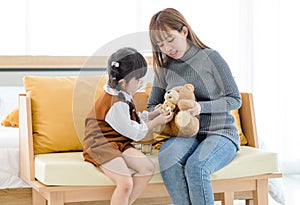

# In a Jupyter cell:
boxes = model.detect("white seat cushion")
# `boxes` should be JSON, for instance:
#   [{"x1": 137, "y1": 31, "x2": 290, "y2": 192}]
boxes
[
  {"x1": 211, "y1": 146, "x2": 278, "y2": 180},
  {"x1": 34, "y1": 146, "x2": 278, "y2": 186},
  {"x1": 34, "y1": 151, "x2": 163, "y2": 186}
]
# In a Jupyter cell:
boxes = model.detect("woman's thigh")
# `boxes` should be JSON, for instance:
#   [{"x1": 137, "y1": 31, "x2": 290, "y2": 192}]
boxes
[
  {"x1": 186, "y1": 135, "x2": 237, "y2": 175},
  {"x1": 158, "y1": 137, "x2": 200, "y2": 171}
]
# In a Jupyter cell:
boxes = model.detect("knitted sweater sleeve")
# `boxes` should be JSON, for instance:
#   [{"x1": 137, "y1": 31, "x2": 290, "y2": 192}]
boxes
[{"x1": 199, "y1": 50, "x2": 242, "y2": 113}]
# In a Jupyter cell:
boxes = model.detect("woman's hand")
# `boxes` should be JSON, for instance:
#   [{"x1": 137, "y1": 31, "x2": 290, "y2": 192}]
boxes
[{"x1": 188, "y1": 102, "x2": 201, "y2": 116}]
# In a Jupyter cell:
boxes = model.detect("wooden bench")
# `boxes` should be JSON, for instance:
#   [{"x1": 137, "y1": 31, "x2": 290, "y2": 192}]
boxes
[
  {"x1": 19, "y1": 87, "x2": 281, "y2": 205},
  {"x1": 12, "y1": 54, "x2": 280, "y2": 205}
]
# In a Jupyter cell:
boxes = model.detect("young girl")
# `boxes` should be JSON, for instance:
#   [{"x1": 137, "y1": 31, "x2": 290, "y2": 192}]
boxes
[
  {"x1": 148, "y1": 8, "x2": 242, "y2": 205},
  {"x1": 83, "y1": 47, "x2": 173, "y2": 205}
]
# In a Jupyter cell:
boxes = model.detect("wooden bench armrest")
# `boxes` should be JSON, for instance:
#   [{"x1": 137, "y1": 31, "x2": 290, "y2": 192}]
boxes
[{"x1": 19, "y1": 94, "x2": 35, "y2": 184}]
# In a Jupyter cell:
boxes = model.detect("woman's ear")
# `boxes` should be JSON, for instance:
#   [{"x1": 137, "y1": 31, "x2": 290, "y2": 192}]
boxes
[{"x1": 181, "y1": 26, "x2": 189, "y2": 38}]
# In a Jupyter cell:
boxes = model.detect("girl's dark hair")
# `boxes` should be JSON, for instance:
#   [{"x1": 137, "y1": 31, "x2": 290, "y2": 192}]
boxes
[
  {"x1": 107, "y1": 47, "x2": 147, "y2": 91},
  {"x1": 107, "y1": 47, "x2": 146, "y2": 123}
]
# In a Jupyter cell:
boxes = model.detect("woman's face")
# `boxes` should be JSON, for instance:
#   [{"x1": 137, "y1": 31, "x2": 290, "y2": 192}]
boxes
[{"x1": 156, "y1": 26, "x2": 190, "y2": 59}]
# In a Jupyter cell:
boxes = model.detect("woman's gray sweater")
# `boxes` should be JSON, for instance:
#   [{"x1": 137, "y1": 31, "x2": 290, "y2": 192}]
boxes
[{"x1": 147, "y1": 45, "x2": 242, "y2": 149}]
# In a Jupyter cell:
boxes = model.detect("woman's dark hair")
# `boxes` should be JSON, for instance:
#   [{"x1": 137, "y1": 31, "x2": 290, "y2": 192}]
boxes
[
  {"x1": 107, "y1": 47, "x2": 147, "y2": 91},
  {"x1": 149, "y1": 8, "x2": 209, "y2": 72}
]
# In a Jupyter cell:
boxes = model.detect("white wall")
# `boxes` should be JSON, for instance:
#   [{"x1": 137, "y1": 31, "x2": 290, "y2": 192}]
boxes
[
  {"x1": 252, "y1": 0, "x2": 300, "y2": 173},
  {"x1": 0, "y1": 0, "x2": 244, "y2": 86}
]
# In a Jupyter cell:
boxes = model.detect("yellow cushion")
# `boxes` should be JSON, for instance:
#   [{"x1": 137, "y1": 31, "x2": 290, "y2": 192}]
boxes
[
  {"x1": 231, "y1": 109, "x2": 247, "y2": 145},
  {"x1": 1, "y1": 108, "x2": 19, "y2": 128},
  {"x1": 23, "y1": 75, "x2": 107, "y2": 154}
]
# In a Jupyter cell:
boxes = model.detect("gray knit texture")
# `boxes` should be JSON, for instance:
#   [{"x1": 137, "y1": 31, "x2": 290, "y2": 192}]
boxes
[{"x1": 148, "y1": 45, "x2": 242, "y2": 149}]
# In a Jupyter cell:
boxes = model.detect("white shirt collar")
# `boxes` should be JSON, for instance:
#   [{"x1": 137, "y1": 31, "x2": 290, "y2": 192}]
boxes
[{"x1": 104, "y1": 81, "x2": 132, "y2": 101}]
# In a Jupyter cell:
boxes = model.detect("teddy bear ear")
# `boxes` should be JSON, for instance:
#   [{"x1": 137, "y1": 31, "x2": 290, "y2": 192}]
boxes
[{"x1": 185, "y1": 84, "x2": 194, "y2": 92}]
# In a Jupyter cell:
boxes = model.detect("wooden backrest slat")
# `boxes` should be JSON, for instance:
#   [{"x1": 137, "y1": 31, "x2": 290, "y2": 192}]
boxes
[{"x1": 239, "y1": 93, "x2": 258, "y2": 148}]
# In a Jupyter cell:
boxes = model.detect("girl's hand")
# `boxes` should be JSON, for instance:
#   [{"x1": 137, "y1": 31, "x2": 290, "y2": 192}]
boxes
[
  {"x1": 156, "y1": 111, "x2": 173, "y2": 124},
  {"x1": 148, "y1": 107, "x2": 163, "y2": 120},
  {"x1": 148, "y1": 111, "x2": 173, "y2": 129},
  {"x1": 188, "y1": 102, "x2": 201, "y2": 116}
]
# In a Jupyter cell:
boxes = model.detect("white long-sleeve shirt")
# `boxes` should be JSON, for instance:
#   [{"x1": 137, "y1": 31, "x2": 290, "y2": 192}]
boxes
[{"x1": 104, "y1": 84, "x2": 149, "y2": 141}]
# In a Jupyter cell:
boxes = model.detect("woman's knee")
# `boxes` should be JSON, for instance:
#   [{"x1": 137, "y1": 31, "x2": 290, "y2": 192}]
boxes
[
  {"x1": 186, "y1": 157, "x2": 210, "y2": 177},
  {"x1": 185, "y1": 136, "x2": 237, "y2": 178},
  {"x1": 159, "y1": 137, "x2": 199, "y2": 171}
]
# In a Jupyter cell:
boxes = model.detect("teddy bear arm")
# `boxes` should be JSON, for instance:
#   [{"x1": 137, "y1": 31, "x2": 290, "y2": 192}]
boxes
[
  {"x1": 157, "y1": 121, "x2": 179, "y2": 137},
  {"x1": 177, "y1": 99, "x2": 196, "y2": 110},
  {"x1": 155, "y1": 103, "x2": 163, "y2": 109},
  {"x1": 175, "y1": 111, "x2": 199, "y2": 137}
]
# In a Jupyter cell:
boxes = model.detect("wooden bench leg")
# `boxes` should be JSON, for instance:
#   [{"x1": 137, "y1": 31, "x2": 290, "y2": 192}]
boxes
[
  {"x1": 32, "y1": 189, "x2": 46, "y2": 205},
  {"x1": 48, "y1": 191, "x2": 64, "y2": 205},
  {"x1": 220, "y1": 192, "x2": 234, "y2": 205},
  {"x1": 253, "y1": 179, "x2": 268, "y2": 205},
  {"x1": 246, "y1": 199, "x2": 253, "y2": 205}
]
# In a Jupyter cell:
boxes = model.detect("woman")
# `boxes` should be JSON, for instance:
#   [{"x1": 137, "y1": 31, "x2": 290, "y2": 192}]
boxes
[{"x1": 147, "y1": 8, "x2": 242, "y2": 205}]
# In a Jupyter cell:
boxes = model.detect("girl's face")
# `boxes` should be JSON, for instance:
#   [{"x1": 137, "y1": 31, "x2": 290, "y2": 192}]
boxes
[
  {"x1": 121, "y1": 77, "x2": 144, "y2": 95},
  {"x1": 156, "y1": 26, "x2": 190, "y2": 59}
]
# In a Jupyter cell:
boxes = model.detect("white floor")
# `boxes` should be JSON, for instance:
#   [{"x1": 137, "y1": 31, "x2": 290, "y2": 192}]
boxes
[
  {"x1": 280, "y1": 174, "x2": 300, "y2": 205},
  {"x1": 167, "y1": 174, "x2": 300, "y2": 205}
]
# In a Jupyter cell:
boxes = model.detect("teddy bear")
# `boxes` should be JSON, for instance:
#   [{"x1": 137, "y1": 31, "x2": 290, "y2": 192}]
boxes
[{"x1": 153, "y1": 84, "x2": 199, "y2": 137}]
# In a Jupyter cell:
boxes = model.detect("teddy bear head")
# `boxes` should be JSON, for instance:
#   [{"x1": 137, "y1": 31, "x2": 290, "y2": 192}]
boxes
[
  {"x1": 164, "y1": 89, "x2": 179, "y2": 104},
  {"x1": 153, "y1": 83, "x2": 198, "y2": 138},
  {"x1": 161, "y1": 101, "x2": 176, "y2": 113},
  {"x1": 167, "y1": 84, "x2": 195, "y2": 101}
]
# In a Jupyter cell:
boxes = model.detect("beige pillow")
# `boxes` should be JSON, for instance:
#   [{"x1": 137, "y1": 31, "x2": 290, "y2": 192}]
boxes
[{"x1": 23, "y1": 75, "x2": 107, "y2": 154}]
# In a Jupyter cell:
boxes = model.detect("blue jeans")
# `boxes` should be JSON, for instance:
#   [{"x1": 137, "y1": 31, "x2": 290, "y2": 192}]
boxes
[{"x1": 159, "y1": 135, "x2": 237, "y2": 205}]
